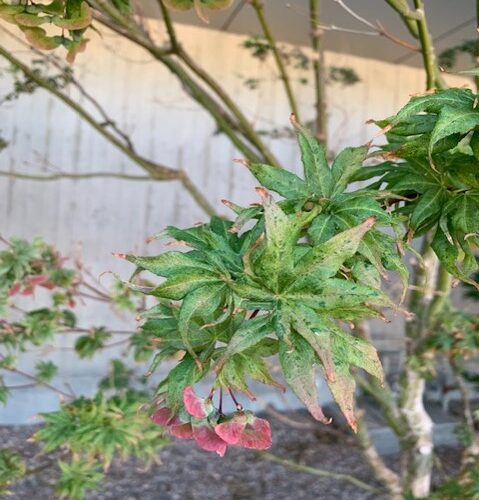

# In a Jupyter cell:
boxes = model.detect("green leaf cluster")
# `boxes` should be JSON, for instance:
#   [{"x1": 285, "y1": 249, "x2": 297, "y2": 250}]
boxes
[
  {"x1": 0, "y1": 0, "x2": 92, "y2": 62},
  {"x1": 74, "y1": 327, "x2": 111, "y2": 359},
  {"x1": 0, "y1": 238, "x2": 77, "y2": 313},
  {"x1": 35, "y1": 392, "x2": 168, "y2": 462},
  {"x1": 56, "y1": 458, "x2": 103, "y2": 500},
  {"x1": 35, "y1": 360, "x2": 58, "y2": 383},
  {"x1": 126, "y1": 123, "x2": 403, "y2": 430},
  {"x1": 428, "y1": 305, "x2": 479, "y2": 360},
  {"x1": 0, "y1": 449, "x2": 26, "y2": 496},
  {"x1": 1, "y1": 308, "x2": 75, "y2": 349},
  {"x1": 365, "y1": 88, "x2": 479, "y2": 286}
]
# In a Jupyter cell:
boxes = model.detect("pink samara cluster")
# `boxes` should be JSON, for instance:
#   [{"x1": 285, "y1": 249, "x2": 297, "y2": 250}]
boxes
[{"x1": 151, "y1": 386, "x2": 272, "y2": 456}]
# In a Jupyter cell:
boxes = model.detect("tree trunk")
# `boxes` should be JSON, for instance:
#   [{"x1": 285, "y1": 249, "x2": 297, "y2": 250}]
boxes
[
  {"x1": 399, "y1": 368, "x2": 434, "y2": 497},
  {"x1": 398, "y1": 242, "x2": 439, "y2": 497}
]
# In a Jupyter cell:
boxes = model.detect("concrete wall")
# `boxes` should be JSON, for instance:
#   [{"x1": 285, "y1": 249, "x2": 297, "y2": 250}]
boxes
[{"x1": 0, "y1": 21, "x2": 471, "y2": 423}]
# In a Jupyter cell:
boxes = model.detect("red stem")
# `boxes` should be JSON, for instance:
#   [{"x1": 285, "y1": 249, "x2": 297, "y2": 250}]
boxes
[{"x1": 228, "y1": 388, "x2": 243, "y2": 411}]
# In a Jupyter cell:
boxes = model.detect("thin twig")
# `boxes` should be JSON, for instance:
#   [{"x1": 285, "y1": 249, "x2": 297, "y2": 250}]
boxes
[
  {"x1": 220, "y1": 0, "x2": 248, "y2": 31},
  {"x1": 81, "y1": 281, "x2": 114, "y2": 300},
  {"x1": 332, "y1": 0, "x2": 377, "y2": 29},
  {"x1": 0, "y1": 171, "x2": 151, "y2": 182},
  {"x1": 0, "y1": 234, "x2": 11, "y2": 246},
  {"x1": 49, "y1": 338, "x2": 130, "y2": 351},
  {"x1": 314, "y1": 24, "x2": 378, "y2": 36},
  {"x1": 76, "y1": 291, "x2": 111, "y2": 302},
  {"x1": 5, "y1": 383, "x2": 37, "y2": 390},
  {"x1": 329, "y1": 0, "x2": 419, "y2": 52},
  {"x1": 60, "y1": 328, "x2": 135, "y2": 335},
  {"x1": 0, "y1": 355, "x2": 74, "y2": 399},
  {"x1": 250, "y1": 0, "x2": 300, "y2": 120},
  {"x1": 257, "y1": 451, "x2": 383, "y2": 494},
  {"x1": 376, "y1": 21, "x2": 420, "y2": 51},
  {"x1": 263, "y1": 404, "x2": 316, "y2": 431}
]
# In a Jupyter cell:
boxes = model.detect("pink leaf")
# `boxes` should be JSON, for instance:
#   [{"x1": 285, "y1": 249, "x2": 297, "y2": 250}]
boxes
[
  {"x1": 169, "y1": 422, "x2": 194, "y2": 439},
  {"x1": 183, "y1": 386, "x2": 208, "y2": 418},
  {"x1": 28, "y1": 275, "x2": 49, "y2": 286},
  {"x1": 214, "y1": 414, "x2": 247, "y2": 444},
  {"x1": 193, "y1": 425, "x2": 228, "y2": 457},
  {"x1": 151, "y1": 407, "x2": 174, "y2": 426},
  {"x1": 237, "y1": 417, "x2": 272, "y2": 450},
  {"x1": 21, "y1": 286, "x2": 34, "y2": 296},
  {"x1": 8, "y1": 283, "x2": 21, "y2": 296}
]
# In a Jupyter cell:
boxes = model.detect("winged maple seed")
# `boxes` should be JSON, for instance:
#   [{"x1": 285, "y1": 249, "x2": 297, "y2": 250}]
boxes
[{"x1": 151, "y1": 386, "x2": 272, "y2": 456}]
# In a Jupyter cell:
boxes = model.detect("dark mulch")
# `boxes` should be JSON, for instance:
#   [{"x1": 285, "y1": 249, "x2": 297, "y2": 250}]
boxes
[{"x1": 1, "y1": 411, "x2": 462, "y2": 500}]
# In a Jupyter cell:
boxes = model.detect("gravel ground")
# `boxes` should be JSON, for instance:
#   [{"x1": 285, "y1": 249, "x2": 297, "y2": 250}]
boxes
[{"x1": 2, "y1": 411, "x2": 462, "y2": 500}]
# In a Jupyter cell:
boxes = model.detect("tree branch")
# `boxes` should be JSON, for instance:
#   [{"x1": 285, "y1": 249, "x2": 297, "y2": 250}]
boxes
[
  {"x1": 475, "y1": 0, "x2": 479, "y2": 91},
  {"x1": 353, "y1": 321, "x2": 407, "y2": 439},
  {"x1": 2, "y1": 25, "x2": 137, "y2": 151},
  {"x1": 250, "y1": 0, "x2": 300, "y2": 120},
  {"x1": 356, "y1": 413, "x2": 403, "y2": 498},
  {"x1": 450, "y1": 359, "x2": 479, "y2": 468},
  {"x1": 411, "y1": 0, "x2": 446, "y2": 90},
  {"x1": 397, "y1": 237, "x2": 446, "y2": 497},
  {"x1": 385, "y1": 0, "x2": 445, "y2": 89},
  {"x1": 356, "y1": 375, "x2": 406, "y2": 438},
  {"x1": 309, "y1": 0, "x2": 328, "y2": 147},
  {"x1": 178, "y1": 170, "x2": 217, "y2": 216},
  {"x1": 158, "y1": 0, "x2": 279, "y2": 166},
  {"x1": 427, "y1": 265, "x2": 452, "y2": 323},
  {"x1": 0, "y1": 44, "x2": 176, "y2": 180},
  {"x1": 0, "y1": 43, "x2": 217, "y2": 216},
  {"x1": 384, "y1": 0, "x2": 420, "y2": 37},
  {"x1": 92, "y1": 2, "x2": 268, "y2": 164}
]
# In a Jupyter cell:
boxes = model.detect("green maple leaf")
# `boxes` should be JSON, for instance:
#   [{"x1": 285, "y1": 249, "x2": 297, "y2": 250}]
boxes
[{"x1": 368, "y1": 88, "x2": 479, "y2": 286}]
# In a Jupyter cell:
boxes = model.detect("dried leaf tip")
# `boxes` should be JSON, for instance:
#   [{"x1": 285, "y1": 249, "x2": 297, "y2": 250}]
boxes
[
  {"x1": 371, "y1": 123, "x2": 393, "y2": 141},
  {"x1": 112, "y1": 252, "x2": 127, "y2": 260},
  {"x1": 221, "y1": 199, "x2": 233, "y2": 208},
  {"x1": 255, "y1": 186, "x2": 270, "y2": 201},
  {"x1": 289, "y1": 112, "x2": 299, "y2": 126},
  {"x1": 233, "y1": 158, "x2": 249, "y2": 166},
  {"x1": 362, "y1": 215, "x2": 377, "y2": 229}
]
